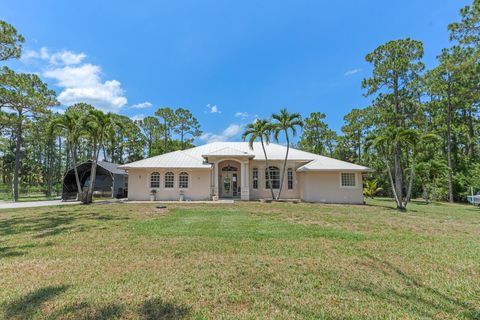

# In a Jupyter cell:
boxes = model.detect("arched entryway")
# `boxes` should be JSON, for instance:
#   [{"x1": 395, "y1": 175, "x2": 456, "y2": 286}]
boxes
[{"x1": 218, "y1": 160, "x2": 241, "y2": 198}]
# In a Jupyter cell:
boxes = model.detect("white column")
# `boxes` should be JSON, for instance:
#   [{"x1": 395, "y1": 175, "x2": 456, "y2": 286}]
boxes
[
  {"x1": 214, "y1": 161, "x2": 219, "y2": 200},
  {"x1": 241, "y1": 161, "x2": 250, "y2": 200}
]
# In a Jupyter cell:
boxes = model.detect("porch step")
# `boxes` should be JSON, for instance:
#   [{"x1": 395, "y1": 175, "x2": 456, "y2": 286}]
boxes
[{"x1": 217, "y1": 199, "x2": 235, "y2": 204}]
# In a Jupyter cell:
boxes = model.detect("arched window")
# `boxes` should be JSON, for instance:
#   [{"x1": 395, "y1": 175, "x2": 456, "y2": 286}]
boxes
[
  {"x1": 252, "y1": 167, "x2": 258, "y2": 189},
  {"x1": 265, "y1": 166, "x2": 280, "y2": 189},
  {"x1": 164, "y1": 172, "x2": 174, "y2": 188},
  {"x1": 179, "y1": 172, "x2": 189, "y2": 189},
  {"x1": 150, "y1": 172, "x2": 160, "y2": 188}
]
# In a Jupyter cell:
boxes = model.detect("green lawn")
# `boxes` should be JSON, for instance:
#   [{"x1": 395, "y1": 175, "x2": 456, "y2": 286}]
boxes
[{"x1": 0, "y1": 199, "x2": 479, "y2": 319}]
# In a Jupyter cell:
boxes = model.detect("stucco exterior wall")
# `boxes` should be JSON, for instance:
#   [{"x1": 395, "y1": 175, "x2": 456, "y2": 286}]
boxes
[
  {"x1": 127, "y1": 162, "x2": 365, "y2": 204},
  {"x1": 298, "y1": 171, "x2": 364, "y2": 204},
  {"x1": 248, "y1": 160, "x2": 305, "y2": 200},
  {"x1": 127, "y1": 168, "x2": 211, "y2": 201}
]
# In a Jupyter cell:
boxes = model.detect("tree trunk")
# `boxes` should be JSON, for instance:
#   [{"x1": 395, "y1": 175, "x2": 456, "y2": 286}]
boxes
[
  {"x1": 403, "y1": 155, "x2": 416, "y2": 208},
  {"x1": 357, "y1": 131, "x2": 362, "y2": 163},
  {"x1": 276, "y1": 132, "x2": 290, "y2": 200},
  {"x1": 467, "y1": 108, "x2": 475, "y2": 160},
  {"x1": 58, "y1": 136, "x2": 62, "y2": 194},
  {"x1": 384, "y1": 156, "x2": 402, "y2": 209},
  {"x1": 261, "y1": 138, "x2": 275, "y2": 199},
  {"x1": 85, "y1": 135, "x2": 104, "y2": 204},
  {"x1": 84, "y1": 147, "x2": 98, "y2": 204},
  {"x1": 47, "y1": 137, "x2": 54, "y2": 197},
  {"x1": 393, "y1": 73, "x2": 404, "y2": 209},
  {"x1": 164, "y1": 119, "x2": 168, "y2": 153},
  {"x1": 446, "y1": 80, "x2": 454, "y2": 203},
  {"x1": 13, "y1": 116, "x2": 23, "y2": 202},
  {"x1": 70, "y1": 143, "x2": 82, "y2": 199},
  {"x1": 181, "y1": 128, "x2": 185, "y2": 150}
]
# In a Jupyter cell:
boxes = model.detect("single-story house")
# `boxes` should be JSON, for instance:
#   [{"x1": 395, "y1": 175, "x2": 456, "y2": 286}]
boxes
[
  {"x1": 119, "y1": 142, "x2": 371, "y2": 204},
  {"x1": 62, "y1": 160, "x2": 128, "y2": 200}
]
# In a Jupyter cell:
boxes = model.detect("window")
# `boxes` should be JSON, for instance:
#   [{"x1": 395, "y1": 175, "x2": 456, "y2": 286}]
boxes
[
  {"x1": 252, "y1": 167, "x2": 258, "y2": 189},
  {"x1": 265, "y1": 166, "x2": 280, "y2": 189},
  {"x1": 287, "y1": 168, "x2": 293, "y2": 189},
  {"x1": 179, "y1": 172, "x2": 189, "y2": 189},
  {"x1": 341, "y1": 173, "x2": 356, "y2": 187},
  {"x1": 164, "y1": 172, "x2": 174, "y2": 188},
  {"x1": 150, "y1": 172, "x2": 160, "y2": 188}
]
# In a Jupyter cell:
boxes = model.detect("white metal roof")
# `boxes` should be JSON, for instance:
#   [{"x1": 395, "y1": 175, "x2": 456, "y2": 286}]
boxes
[
  {"x1": 296, "y1": 156, "x2": 372, "y2": 172},
  {"x1": 202, "y1": 147, "x2": 254, "y2": 157},
  {"x1": 120, "y1": 142, "x2": 372, "y2": 172},
  {"x1": 187, "y1": 142, "x2": 321, "y2": 160},
  {"x1": 119, "y1": 150, "x2": 212, "y2": 169}
]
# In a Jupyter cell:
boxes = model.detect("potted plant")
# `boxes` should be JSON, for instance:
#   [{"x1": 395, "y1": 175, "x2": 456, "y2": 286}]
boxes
[{"x1": 150, "y1": 189, "x2": 157, "y2": 201}]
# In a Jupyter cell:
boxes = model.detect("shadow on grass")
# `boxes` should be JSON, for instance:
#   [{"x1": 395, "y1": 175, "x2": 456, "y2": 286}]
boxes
[
  {"x1": 141, "y1": 298, "x2": 190, "y2": 320},
  {"x1": 0, "y1": 208, "x2": 130, "y2": 239},
  {"x1": 51, "y1": 301, "x2": 124, "y2": 319},
  {"x1": 3, "y1": 285, "x2": 69, "y2": 319},
  {"x1": 350, "y1": 254, "x2": 479, "y2": 319},
  {"x1": 364, "y1": 200, "x2": 420, "y2": 213},
  {"x1": 43, "y1": 298, "x2": 189, "y2": 319},
  {"x1": 0, "y1": 241, "x2": 53, "y2": 259}
]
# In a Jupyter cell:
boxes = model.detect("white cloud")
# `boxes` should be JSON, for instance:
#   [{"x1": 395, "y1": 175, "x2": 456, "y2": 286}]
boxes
[
  {"x1": 234, "y1": 111, "x2": 259, "y2": 121},
  {"x1": 206, "y1": 104, "x2": 220, "y2": 114},
  {"x1": 234, "y1": 111, "x2": 249, "y2": 119},
  {"x1": 131, "y1": 114, "x2": 145, "y2": 121},
  {"x1": 50, "y1": 51, "x2": 87, "y2": 65},
  {"x1": 130, "y1": 102, "x2": 153, "y2": 109},
  {"x1": 344, "y1": 68, "x2": 362, "y2": 76},
  {"x1": 44, "y1": 64, "x2": 101, "y2": 87},
  {"x1": 43, "y1": 63, "x2": 127, "y2": 112},
  {"x1": 200, "y1": 123, "x2": 243, "y2": 143},
  {"x1": 22, "y1": 47, "x2": 86, "y2": 65}
]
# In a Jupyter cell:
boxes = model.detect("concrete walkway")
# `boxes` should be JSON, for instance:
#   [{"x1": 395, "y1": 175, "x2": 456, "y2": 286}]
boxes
[
  {"x1": 0, "y1": 198, "x2": 238, "y2": 210},
  {"x1": 124, "y1": 199, "x2": 235, "y2": 204},
  {"x1": 0, "y1": 200, "x2": 81, "y2": 210}
]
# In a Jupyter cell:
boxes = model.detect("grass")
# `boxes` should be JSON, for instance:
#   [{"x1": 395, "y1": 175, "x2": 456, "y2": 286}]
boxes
[{"x1": 0, "y1": 199, "x2": 479, "y2": 319}]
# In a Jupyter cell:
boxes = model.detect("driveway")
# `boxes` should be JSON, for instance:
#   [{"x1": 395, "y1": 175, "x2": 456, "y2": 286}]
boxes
[{"x1": 0, "y1": 200, "x2": 81, "y2": 210}]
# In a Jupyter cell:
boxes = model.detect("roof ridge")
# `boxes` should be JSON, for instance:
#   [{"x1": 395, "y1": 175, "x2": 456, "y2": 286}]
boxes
[
  {"x1": 179, "y1": 149, "x2": 205, "y2": 162},
  {"x1": 204, "y1": 146, "x2": 253, "y2": 155}
]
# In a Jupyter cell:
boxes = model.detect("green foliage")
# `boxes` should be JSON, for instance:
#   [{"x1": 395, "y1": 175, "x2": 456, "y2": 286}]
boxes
[
  {"x1": 298, "y1": 112, "x2": 336, "y2": 156},
  {"x1": 242, "y1": 118, "x2": 276, "y2": 199},
  {"x1": 449, "y1": 0, "x2": 480, "y2": 47},
  {"x1": 271, "y1": 108, "x2": 303, "y2": 200},
  {"x1": 174, "y1": 108, "x2": 202, "y2": 150},
  {"x1": 363, "y1": 179, "x2": 383, "y2": 198},
  {"x1": 0, "y1": 20, "x2": 25, "y2": 61}
]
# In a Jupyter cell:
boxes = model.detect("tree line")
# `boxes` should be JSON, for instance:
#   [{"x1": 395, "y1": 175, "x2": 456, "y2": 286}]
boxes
[
  {"x1": 296, "y1": 2, "x2": 480, "y2": 209},
  {"x1": 0, "y1": 21, "x2": 203, "y2": 202},
  {"x1": 1, "y1": 1, "x2": 479, "y2": 209}
]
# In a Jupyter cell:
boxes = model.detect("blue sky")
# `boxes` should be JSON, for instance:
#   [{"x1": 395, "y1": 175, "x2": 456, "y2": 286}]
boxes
[{"x1": 1, "y1": 0, "x2": 470, "y2": 143}]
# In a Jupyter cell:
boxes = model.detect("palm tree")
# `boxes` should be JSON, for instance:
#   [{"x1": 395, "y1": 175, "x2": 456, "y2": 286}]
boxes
[
  {"x1": 82, "y1": 109, "x2": 112, "y2": 204},
  {"x1": 242, "y1": 119, "x2": 275, "y2": 199},
  {"x1": 363, "y1": 179, "x2": 383, "y2": 198},
  {"x1": 365, "y1": 128, "x2": 403, "y2": 209},
  {"x1": 271, "y1": 109, "x2": 303, "y2": 200},
  {"x1": 365, "y1": 128, "x2": 437, "y2": 210},
  {"x1": 398, "y1": 129, "x2": 438, "y2": 205},
  {"x1": 54, "y1": 111, "x2": 84, "y2": 199}
]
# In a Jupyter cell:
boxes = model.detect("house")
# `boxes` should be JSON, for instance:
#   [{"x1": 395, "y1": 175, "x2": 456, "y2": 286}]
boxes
[
  {"x1": 120, "y1": 142, "x2": 371, "y2": 204},
  {"x1": 62, "y1": 161, "x2": 128, "y2": 200}
]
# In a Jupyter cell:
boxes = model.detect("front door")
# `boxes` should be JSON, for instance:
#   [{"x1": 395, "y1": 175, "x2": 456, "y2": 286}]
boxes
[{"x1": 221, "y1": 172, "x2": 238, "y2": 198}]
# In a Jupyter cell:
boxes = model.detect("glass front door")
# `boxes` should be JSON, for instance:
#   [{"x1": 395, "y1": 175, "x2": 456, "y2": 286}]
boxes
[{"x1": 221, "y1": 172, "x2": 238, "y2": 198}]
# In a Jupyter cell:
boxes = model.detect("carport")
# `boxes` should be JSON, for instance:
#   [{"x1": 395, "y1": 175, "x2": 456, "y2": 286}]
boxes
[{"x1": 62, "y1": 161, "x2": 127, "y2": 200}]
